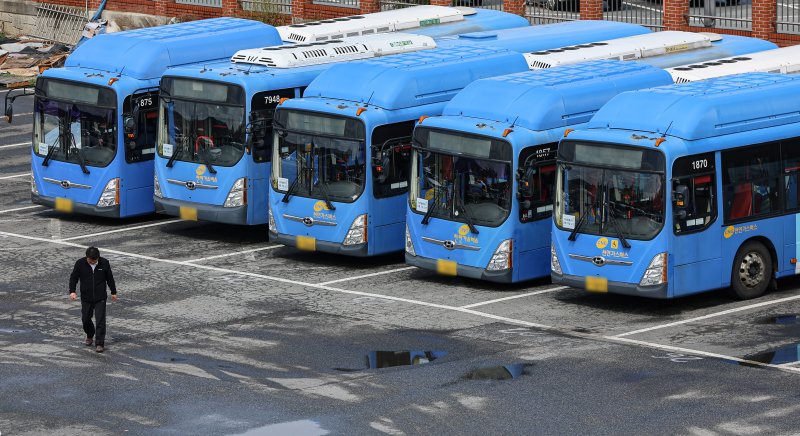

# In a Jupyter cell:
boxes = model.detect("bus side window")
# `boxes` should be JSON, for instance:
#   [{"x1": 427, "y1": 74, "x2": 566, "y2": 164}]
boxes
[
  {"x1": 371, "y1": 121, "x2": 416, "y2": 199},
  {"x1": 782, "y1": 138, "x2": 800, "y2": 211},
  {"x1": 251, "y1": 108, "x2": 273, "y2": 163},
  {"x1": 124, "y1": 93, "x2": 157, "y2": 163},
  {"x1": 672, "y1": 154, "x2": 717, "y2": 234},
  {"x1": 518, "y1": 144, "x2": 557, "y2": 223},
  {"x1": 721, "y1": 143, "x2": 781, "y2": 223}
]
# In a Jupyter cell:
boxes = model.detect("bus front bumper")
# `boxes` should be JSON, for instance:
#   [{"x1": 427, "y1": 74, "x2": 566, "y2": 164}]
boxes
[
  {"x1": 32, "y1": 193, "x2": 121, "y2": 218},
  {"x1": 271, "y1": 231, "x2": 369, "y2": 257},
  {"x1": 551, "y1": 272, "x2": 668, "y2": 299},
  {"x1": 154, "y1": 197, "x2": 247, "y2": 225},
  {"x1": 405, "y1": 254, "x2": 513, "y2": 283}
]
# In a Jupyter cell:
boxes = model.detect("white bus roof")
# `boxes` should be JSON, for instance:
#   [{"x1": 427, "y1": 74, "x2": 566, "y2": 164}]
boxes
[
  {"x1": 231, "y1": 33, "x2": 436, "y2": 68},
  {"x1": 523, "y1": 31, "x2": 714, "y2": 69},
  {"x1": 276, "y1": 5, "x2": 468, "y2": 43},
  {"x1": 667, "y1": 45, "x2": 800, "y2": 83}
]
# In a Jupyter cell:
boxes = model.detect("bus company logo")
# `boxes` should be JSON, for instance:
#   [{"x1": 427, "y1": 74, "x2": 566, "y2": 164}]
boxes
[
  {"x1": 313, "y1": 201, "x2": 335, "y2": 220},
  {"x1": 454, "y1": 225, "x2": 478, "y2": 244},
  {"x1": 725, "y1": 224, "x2": 758, "y2": 239},
  {"x1": 602, "y1": 249, "x2": 629, "y2": 259},
  {"x1": 195, "y1": 165, "x2": 217, "y2": 183},
  {"x1": 596, "y1": 238, "x2": 609, "y2": 249},
  {"x1": 724, "y1": 226, "x2": 735, "y2": 239},
  {"x1": 196, "y1": 165, "x2": 206, "y2": 176}
]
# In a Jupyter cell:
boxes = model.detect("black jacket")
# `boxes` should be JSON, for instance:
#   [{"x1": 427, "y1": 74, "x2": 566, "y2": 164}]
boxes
[{"x1": 69, "y1": 257, "x2": 117, "y2": 302}]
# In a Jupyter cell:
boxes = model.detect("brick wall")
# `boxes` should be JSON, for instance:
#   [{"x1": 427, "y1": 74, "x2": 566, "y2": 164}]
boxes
[{"x1": 28, "y1": 0, "x2": 800, "y2": 47}]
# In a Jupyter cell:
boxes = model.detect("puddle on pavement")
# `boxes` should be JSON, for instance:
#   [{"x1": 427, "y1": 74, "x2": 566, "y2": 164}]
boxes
[
  {"x1": 230, "y1": 419, "x2": 328, "y2": 436},
  {"x1": 742, "y1": 343, "x2": 800, "y2": 365},
  {"x1": 366, "y1": 350, "x2": 447, "y2": 369},
  {"x1": 0, "y1": 328, "x2": 28, "y2": 334},
  {"x1": 464, "y1": 363, "x2": 531, "y2": 381},
  {"x1": 757, "y1": 314, "x2": 799, "y2": 325}
]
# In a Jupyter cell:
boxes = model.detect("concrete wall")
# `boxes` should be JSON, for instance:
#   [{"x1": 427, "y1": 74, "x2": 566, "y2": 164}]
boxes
[{"x1": 0, "y1": 0, "x2": 38, "y2": 37}]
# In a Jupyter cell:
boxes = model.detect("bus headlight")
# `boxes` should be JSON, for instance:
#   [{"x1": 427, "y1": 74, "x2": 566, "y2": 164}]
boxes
[
  {"x1": 639, "y1": 252, "x2": 667, "y2": 286},
  {"x1": 96, "y1": 178, "x2": 120, "y2": 207},
  {"x1": 343, "y1": 214, "x2": 367, "y2": 246},
  {"x1": 31, "y1": 174, "x2": 38, "y2": 195},
  {"x1": 268, "y1": 207, "x2": 277, "y2": 234},
  {"x1": 405, "y1": 224, "x2": 416, "y2": 256},
  {"x1": 487, "y1": 239, "x2": 512, "y2": 271},
  {"x1": 223, "y1": 177, "x2": 247, "y2": 208},
  {"x1": 551, "y1": 243, "x2": 562, "y2": 275},
  {"x1": 153, "y1": 174, "x2": 163, "y2": 199}
]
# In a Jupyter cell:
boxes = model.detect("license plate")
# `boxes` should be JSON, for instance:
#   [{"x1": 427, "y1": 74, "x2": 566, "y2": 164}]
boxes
[
  {"x1": 297, "y1": 235, "x2": 316, "y2": 251},
  {"x1": 436, "y1": 259, "x2": 457, "y2": 276},
  {"x1": 179, "y1": 206, "x2": 198, "y2": 221},
  {"x1": 585, "y1": 276, "x2": 608, "y2": 293},
  {"x1": 54, "y1": 197, "x2": 73, "y2": 213}
]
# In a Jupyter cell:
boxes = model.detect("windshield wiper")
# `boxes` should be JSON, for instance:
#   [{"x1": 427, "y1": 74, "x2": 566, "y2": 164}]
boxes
[
  {"x1": 68, "y1": 130, "x2": 89, "y2": 174},
  {"x1": 41, "y1": 135, "x2": 60, "y2": 167},
  {"x1": 317, "y1": 181, "x2": 336, "y2": 211},
  {"x1": 605, "y1": 201, "x2": 632, "y2": 248},
  {"x1": 199, "y1": 140, "x2": 217, "y2": 174},
  {"x1": 421, "y1": 192, "x2": 438, "y2": 225},
  {"x1": 281, "y1": 172, "x2": 301, "y2": 204},
  {"x1": 568, "y1": 200, "x2": 595, "y2": 242},
  {"x1": 166, "y1": 140, "x2": 183, "y2": 168},
  {"x1": 456, "y1": 195, "x2": 479, "y2": 235}
]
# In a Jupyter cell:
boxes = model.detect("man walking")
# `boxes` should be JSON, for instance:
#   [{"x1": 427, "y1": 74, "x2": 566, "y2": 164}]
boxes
[{"x1": 69, "y1": 247, "x2": 118, "y2": 353}]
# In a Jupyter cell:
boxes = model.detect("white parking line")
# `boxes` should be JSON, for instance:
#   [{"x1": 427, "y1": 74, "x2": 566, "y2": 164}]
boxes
[
  {"x1": 319, "y1": 266, "x2": 417, "y2": 286},
  {"x1": 59, "y1": 219, "x2": 182, "y2": 241},
  {"x1": 0, "y1": 173, "x2": 30, "y2": 180},
  {"x1": 0, "y1": 205, "x2": 42, "y2": 214},
  {"x1": 0, "y1": 143, "x2": 29, "y2": 150},
  {"x1": 2, "y1": 228, "x2": 800, "y2": 375},
  {"x1": 616, "y1": 293, "x2": 800, "y2": 337},
  {"x1": 184, "y1": 245, "x2": 284, "y2": 263},
  {"x1": 460, "y1": 286, "x2": 569, "y2": 309}
]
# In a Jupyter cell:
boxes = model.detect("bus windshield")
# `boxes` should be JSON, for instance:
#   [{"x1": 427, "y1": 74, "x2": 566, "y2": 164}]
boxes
[
  {"x1": 157, "y1": 78, "x2": 246, "y2": 167},
  {"x1": 555, "y1": 141, "x2": 666, "y2": 241},
  {"x1": 272, "y1": 110, "x2": 366, "y2": 202},
  {"x1": 410, "y1": 129, "x2": 512, "y2": 227},
  {"x1": 33, "y1": 80, "x2": 117, "y2": 168}
]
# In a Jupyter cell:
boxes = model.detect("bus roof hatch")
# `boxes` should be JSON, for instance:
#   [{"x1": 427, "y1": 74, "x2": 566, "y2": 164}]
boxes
[{"x1": 667, "y1": 45, "x2": 800, "y2": 83}]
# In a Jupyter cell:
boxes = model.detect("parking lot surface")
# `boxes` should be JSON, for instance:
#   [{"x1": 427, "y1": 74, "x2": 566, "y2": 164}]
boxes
[{"x1": 3, "y1": 90, "x2": 800, "y2": 434}]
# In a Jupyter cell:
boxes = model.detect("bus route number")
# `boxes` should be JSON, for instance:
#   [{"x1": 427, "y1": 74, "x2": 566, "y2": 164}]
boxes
[
  {"x1": 264, "y1": 95, "x2": 282, "y2": 105},
  {"x1": 136, "y1": 95, "x2": 156, "y2": 110},
  {"x1": 691, "y1": 159, "x2": 708, "y2": 170}
]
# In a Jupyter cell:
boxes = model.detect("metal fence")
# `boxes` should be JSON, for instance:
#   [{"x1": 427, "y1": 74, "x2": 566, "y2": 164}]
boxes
[
  {"x1": 524, "y1": 0, "x2": 579, "y2": 25},
  {"x1": 240, "y1": 0, "x2": 293, "y2": 15},
  {"x1": 175, "y1": 0, "x2": 223, "y2": 6},
  {"x1": 30, "y1": 3, "x2": 88, "y2": 46},
  {"x1": 603, "y1": 0, "x2": 663, "y2": 30},
  {"x1": 313, "y1": 0, "x2": 360, "y2": 8},
  {"x1": 777, "y1": 0, "x2": 799, "y2": 34},
  {"x1": 380, "y1": 0, "x2": 429, "y2": 11},
  {"x1": 687, "y1": 1, "x2": 752, "y2": 31}
]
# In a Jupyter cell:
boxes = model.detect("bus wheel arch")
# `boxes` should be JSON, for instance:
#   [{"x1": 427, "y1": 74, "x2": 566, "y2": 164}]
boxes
[{"x1": 728, "y1": 237, "x2": 776, "y2": 300}]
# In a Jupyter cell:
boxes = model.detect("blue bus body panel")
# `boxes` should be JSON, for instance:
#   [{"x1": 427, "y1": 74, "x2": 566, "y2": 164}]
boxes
[
  {"x1": 410, "y1": 8, "x2": 529, "y2": 36},
  {"x1": 436, "y1": 20, "x2": 650, "y2": 53},
  {"x1": 303, "y1": 46, "x2": 530, "y2": 109},
  {"x1": 636, "y1": 35, "x2": 777, "y2": 69},
  {"x1": 553, "y1": 73, "x2": 800, "y2": 297},
  {"x1": 65, "y1": 18, "x2": 282, "y2": 79},
  {"x1": 407, "y1": 61, "x2": 674, "y2": 282}
]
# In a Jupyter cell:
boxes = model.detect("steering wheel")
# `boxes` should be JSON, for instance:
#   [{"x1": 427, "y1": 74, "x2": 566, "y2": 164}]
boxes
[{"x1": 195, "y1": 136, "x2": 215, "y2": 154}]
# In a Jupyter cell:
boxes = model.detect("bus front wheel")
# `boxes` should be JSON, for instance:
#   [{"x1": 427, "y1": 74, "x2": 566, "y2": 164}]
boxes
[{"x1": 729, "y1": 241, "x2": 772, "y2": 300}]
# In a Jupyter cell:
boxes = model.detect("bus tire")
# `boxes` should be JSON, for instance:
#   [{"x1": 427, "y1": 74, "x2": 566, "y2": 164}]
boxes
[{"x1": 729, "y1": 241, "x2": 772, "y2": 300}]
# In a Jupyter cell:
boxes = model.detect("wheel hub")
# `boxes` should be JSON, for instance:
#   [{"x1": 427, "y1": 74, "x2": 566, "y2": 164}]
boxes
[{"x1": 739, "y1": 252, "x2": 765, "y2": 288}]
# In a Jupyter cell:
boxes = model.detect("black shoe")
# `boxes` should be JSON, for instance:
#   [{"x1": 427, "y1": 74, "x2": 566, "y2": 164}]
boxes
[
  {"x1": 95, "y1": 345, "x2": 104, "y2": 353},
  {"x1": 85, "y1": 337, "x2": 93, "y2": 346}
]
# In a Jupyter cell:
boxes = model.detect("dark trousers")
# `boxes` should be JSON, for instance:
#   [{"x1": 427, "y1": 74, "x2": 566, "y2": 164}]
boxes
[{"x1": 81, "y1": 299, "x2": 107, "y2": 346}]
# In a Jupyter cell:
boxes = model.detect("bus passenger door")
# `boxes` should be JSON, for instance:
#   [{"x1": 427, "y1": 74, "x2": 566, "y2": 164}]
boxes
[
  {"x1": 670, "y1": 153, "x2": 722, "y2": 296},
  {"x1": 122, "y1": 91, "x2": 159, "y2": 216}
]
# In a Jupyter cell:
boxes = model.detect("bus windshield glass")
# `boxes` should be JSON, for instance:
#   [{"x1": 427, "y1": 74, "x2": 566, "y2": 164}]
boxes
[
  {"x1": 272, "y1": 110, "x2": 366, "y2": 202},
  {"x1": 33, "y1": 79, "x2": 117, "y2": 168},
  {"x1": 410, "y1": 128, "x2": 512, "y2": 227},
  {"x1": 157, "y1": 78, "x2": 246, "y2": 167},
  {"x1": 555, "y1": 141, "x2": 666, "y2": 241}
]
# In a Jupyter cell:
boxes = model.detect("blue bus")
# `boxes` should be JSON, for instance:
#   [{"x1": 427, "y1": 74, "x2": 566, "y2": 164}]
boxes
[
  {"x1": 551, "y1": 73, "x2": 800, "y2": 299},
  {"x1": 267, "y1": 27, "x2": 770, "y2": 258},
  {"x1": 156, "y1": 20, "x2": 649, "y2": 225},
  {"x1": 27, "y1": 18, "x2": 283, "y2": 218}
]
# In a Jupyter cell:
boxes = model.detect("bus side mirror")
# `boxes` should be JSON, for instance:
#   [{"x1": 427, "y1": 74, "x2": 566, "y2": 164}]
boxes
[
  {"x1": 123, "y1": 116, "x2": 137, "y2": 138},
  {"x1": 673, "y1": 184, "x2": 688, "y2": 220},
  {"x1": 516, "y1": 167, "x2": 533, "y2": 209},
  {"x1": 4, "y1": 105, "x2": 12, "y2": 123}
]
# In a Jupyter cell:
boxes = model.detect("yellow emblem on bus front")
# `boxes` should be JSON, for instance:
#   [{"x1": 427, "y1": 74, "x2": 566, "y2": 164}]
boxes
[
  {"x1": 314, "y1": 201, "x2": 331, "y2": 212},
  {"x1": 196, "y1": 165, "x2": 207, "y2": 176},
  {"x1": 458, "y1": 225, "x2": 470, "y2": 236},
  {"x1": 596, "y1": 237, "x2": 609, "y2": 249},
  {"x1": 724, "y1": 226, "x2": 734, "y2": 239}
]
